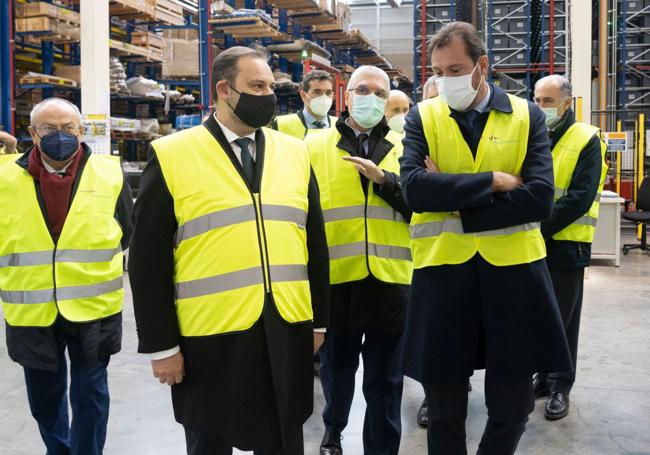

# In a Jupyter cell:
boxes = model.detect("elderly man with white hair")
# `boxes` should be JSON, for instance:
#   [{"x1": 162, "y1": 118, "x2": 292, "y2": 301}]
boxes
[
  {"x1": 532, "y1": 74, "x2": 607, "y2": 421},
  {"x1": 306, "y1": 65, "x2": 413, "y2": 455},
  {"x1": 422, "y1": 75, "x2": 439, "y2": 100},
  {"x1": 0, "y1": 97, "x2": 133, "y2": 455}
]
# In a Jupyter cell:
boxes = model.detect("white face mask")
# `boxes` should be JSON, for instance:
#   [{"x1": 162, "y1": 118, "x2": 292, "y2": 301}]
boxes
[
  {"x1": 436, "y1": 62, "x2": 482, "y2": 112},
  {"x1": 388, "y1": 114, "x2": 406, "y2": 133},
  {"x1": 307, "y1": 95, "x2": 333, "y2": 118}
]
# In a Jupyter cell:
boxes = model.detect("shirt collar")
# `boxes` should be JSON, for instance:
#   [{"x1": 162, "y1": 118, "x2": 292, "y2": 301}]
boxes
[
  {"x1": 344, "y1": 117, "x2": 372, "y2": 138},
  {"x1": 473, "y1": 84, "x2": 492, "y2": 113},
  {"x1": 302, "y1": 107, "x2": 327, "y2": 128},
  {"x1": 213, "y1": 113, "x2": 256, "y2": 144}
]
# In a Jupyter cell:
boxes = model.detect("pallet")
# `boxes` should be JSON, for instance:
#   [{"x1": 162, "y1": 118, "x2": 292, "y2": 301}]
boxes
[
  {"x1": 110, "y1": 39, "x2": 163, "y2": 62},
  {"x1": 16, "y1": 2, "x2": 80, "y2": 25},
  {"x1": 131, "y1": 31, "x2": 165, "y2": 53},
  {"x1": 287, "y1": 9, "x2": 337, "y2": 27},
  {"x1": 155, "y1": 0, "x2": 185, "y2": 26},
  {"x1": 108, "y1": 0, "x2": 156, "y2": 20},
  {"x1": 20, "y1": 72, "x2": 79, "y2": 88},
  {"x1": 211, "y1": 14, "x2": 286, "y2": 40},
  {"x1": 270, "y1": 0, "x2": 319, "y2": 10}
]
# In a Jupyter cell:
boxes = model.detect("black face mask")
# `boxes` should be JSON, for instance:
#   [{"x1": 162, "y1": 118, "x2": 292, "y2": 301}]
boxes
[{"x1": 228, "y1": 86, "x2": 277, "y2": 129}]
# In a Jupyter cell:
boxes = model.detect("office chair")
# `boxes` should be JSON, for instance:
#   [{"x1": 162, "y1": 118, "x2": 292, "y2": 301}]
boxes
[{"x1": 622, "y1": 178, "x2": 650, "y2": 255}]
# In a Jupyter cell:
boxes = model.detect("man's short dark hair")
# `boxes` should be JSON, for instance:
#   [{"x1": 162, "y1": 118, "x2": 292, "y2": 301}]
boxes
[
  {"x1": 212, "y1": 46, "x2": 267, "y2": 100},
  {"x1": 302, "y1": 70, "x2": 334, "y2": 92},
  {"x1": 427, "y1": 21, "x2": 487, "y2": 63}
]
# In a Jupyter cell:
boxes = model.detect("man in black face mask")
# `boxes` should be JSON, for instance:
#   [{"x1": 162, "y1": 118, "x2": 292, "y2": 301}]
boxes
[
  {"x1": 129, "y1": 46, "x2": 330, "y2": 455},
  {"x1": 0, "y1": 98, "x2": 133, "y2": 455}
]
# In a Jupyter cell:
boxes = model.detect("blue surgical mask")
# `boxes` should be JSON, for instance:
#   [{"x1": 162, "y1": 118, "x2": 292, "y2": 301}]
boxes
[
  {"x1": 350, "y1": 94, "x2": 387, "y2": 129},
  {"x1": 38, "y1": 131, "x2": 80, "y2": 161}
]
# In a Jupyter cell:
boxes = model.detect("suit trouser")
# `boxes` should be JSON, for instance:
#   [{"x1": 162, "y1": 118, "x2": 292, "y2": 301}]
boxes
[
  {"x1": 320, "y1": 330, "x2": 404, "y2": 455},
  {"x1": 536, "y1": 268, "x2": 584, "y2": 394},
  {"x1": 423, "y1": 373, "x2": 534, "y2": 455},
  {"x1": 23, "y1": 338, "x2": 110, "y2": 455},
  {"x1": 184, "y1": 428, "x2": 304, "y2": 455}
]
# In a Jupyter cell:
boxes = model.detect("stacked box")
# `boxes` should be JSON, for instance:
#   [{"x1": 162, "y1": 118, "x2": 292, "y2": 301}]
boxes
[
  {"x1": 162, "y1": 39, "x2": 199, "y2": 78},
  {"x1": 54, "y1": 65, "x2": 81, "y2": 83},
  {"x1": 15, "y1": 2, "x2": 80, "y2": 25}
]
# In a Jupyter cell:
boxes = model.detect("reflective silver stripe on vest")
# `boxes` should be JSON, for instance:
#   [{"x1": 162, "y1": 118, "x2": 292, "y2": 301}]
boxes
[
  {"x1": 410, "y1": 219, "x2": 540, "y2": 239},
  {"x1": 0, "y1": 248, "x2": 123, "y2": 269},
  {"x1": 175, "y1": 264, "x2": 308, "y2": 300},
  {"x1": 572, "y1": 215, "x2": 598, "y2": 227},
  {"x1": 0, "y1": 276, "x2": 123, "y2": 305},
  {"x1": 323, "y1": 206, "x2": 365, "y2": 223},
  {"x1": 176, "y1": 205, "x2": 308, "y2": 245},
  {"x1": 55, "y1": 247, "x2": 122, "y2": 263},
  {"x1": 323, "y1": 205, "x2": 405, "y2": 223},
  {"x1": 0, "y1": 250, "x2": 53, "y2": 268},
  {"x1": 262, "y1": 205, "x2": 308, "y2": 227},
  {"x1": 329, "y1": 241, "x2": 411, "y2": 261},
  {"x1": 176, "y1": 206, "x2": 256, "y2": 244},
  {"x1": 595, "y1": 193, "x2": 602, "y2": 203}
]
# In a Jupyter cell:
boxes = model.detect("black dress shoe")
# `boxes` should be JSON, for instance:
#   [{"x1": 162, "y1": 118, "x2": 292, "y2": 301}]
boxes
[
  {"x1": 533, "y1": 377, "x2": 550, "y2": 400},
  {"x1": 416, "y1": 398, "x2": 429, "y2": 427},
  {"x1": 545, "y1": 392, "x2": 570, "y2": 420},
  {"x1": 320, "y1": 431, "x2": 342, "y2": 455}
]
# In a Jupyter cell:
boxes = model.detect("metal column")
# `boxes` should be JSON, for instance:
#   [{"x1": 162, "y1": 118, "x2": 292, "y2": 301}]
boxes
[
  {"x1": 0, "y1": 0, "x2": 15, "y2": 133},
  {"x1": 198, "y1": 0, "x2": 211, "y2": 113}
]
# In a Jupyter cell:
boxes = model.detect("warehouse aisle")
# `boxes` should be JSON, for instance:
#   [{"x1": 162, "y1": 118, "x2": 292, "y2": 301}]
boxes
[{"x1": 1, "y1": 241, "x2": 649, "y2": 455}]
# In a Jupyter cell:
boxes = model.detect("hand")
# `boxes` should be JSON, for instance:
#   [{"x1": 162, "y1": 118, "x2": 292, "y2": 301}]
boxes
[
  {"x1": 424, "y1": 156, "x2": 438, "y2": 173},
  {"x1": 151, "y1": 351, "x2": 185, "y2": 386},
  {"x1": 342, "y1": 156, "x2": 386, "y2": 184},
  {"x1": 492, "y1": 171, "x2": 523, "y2": 193},
  {"x1": 0, "y1": 131, "x2": 17, "y2": 154},
  {"x1": 313, "y1": 332, "x2": 325, "y2": 354}
]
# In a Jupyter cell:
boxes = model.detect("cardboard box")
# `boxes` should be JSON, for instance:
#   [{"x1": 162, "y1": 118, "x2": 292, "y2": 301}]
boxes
[
  {"x1": 15, "y1": 16, "x2": 80, "y2": 41},
  {"x1": 162, "y1": 39, "x2": 199, "y2": 77},
  {"x1": 55, "y1": 65, "x2": 81, "y2": 83},
  {"x1": 162, "y1": 28, "x2": 198, "y2": 40}
]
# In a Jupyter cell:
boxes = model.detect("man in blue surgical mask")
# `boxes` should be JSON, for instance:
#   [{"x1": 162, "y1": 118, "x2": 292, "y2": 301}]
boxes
[
  {"x1": 399, "y1": 22, "x2": 571, "y2": 455},
  {"x1": 0, "y1": 97, "x2": 133, "y2": 455},
  {"x1": 306, "y1": 66, "x2": 413, "y2": 455}
]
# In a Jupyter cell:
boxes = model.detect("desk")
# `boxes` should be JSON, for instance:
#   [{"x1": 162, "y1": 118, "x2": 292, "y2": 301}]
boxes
[{"x1": 592, "y1": 191, "x2": 625, "y2": 266}]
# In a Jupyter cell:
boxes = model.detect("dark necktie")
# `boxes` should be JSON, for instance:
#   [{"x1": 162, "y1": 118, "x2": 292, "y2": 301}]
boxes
[
  {"x1": 313, "y1": 120, "x2": 326, "y2": 129},
  {"x1": 464, "y1": 110, "x2": 479, "y2": 132},
  {"x1": 357, "y1": 133, "x2": 368, "y2": 158},
  {"x1": 234, "y1": 137, "x2": 254, "y2": 186}
]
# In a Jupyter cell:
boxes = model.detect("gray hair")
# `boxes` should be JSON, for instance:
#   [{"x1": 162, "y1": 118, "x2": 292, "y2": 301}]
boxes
[
  {"x1": 30, "y1": 97, "x2": 82, "y2": 124},
  {"x1": 535, "y1": 74, "x2": 573, "y2": 99},
  {"x1": 348, "y1": 65, "x2": 390, "y2": 92},
  {"x1": 423, "y1": 76, "x2": 437, "y2": 96}
]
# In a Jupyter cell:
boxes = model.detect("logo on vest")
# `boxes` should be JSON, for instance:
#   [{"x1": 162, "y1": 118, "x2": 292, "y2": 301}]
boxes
[
  {"x1": 80, "y1": 188, "x2": 111, "y2": 199},
  {"x1": 488, "y1": 135, "x2": 518, "y2": 145}
]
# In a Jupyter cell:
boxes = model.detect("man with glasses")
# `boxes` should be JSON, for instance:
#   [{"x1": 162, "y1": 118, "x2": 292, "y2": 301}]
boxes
[
  {"x1": 400, "y1": 22, "x2": 571, "y2": 454},
  {"x1": 307, "y1": 66, "x2": 412, "y2": 455},
  {"x1": 0, "y1": 97, "x2": 133, "y2": 455},
  {"x1": 272, "y1": 70, "x2": 337, "y2": 139}
]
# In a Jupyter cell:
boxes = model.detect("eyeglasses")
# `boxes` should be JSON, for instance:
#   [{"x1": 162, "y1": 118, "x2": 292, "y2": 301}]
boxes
[
  {"x1": 33, "y1": 125, "x2": 80, "y2": 136},
  {"x1": 348, "y1": 85, "x2": 388, "y2": 100}
]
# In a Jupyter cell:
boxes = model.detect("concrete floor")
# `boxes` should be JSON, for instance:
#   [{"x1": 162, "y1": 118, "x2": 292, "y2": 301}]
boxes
[{"x1": 1, "y1": 241, "x2": 649, "y2": 454}]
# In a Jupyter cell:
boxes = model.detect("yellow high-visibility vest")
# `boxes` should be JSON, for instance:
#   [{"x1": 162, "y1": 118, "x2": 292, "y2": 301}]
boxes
[
  {"x1": 307, "y1": 128, "x2": 412, "y2": 285},
  {"x1": 0, "y1": 154, "x2": 124, "y2": 327},
  {"x1": 411, "y1": 95, "x2": 547, "y2": 268},
  {"x1": 276, "y1": 113, "x2": 338, "y2": 139},
  {"x1": 551, "y1": 122, "x2": 608, "y2": 243},
  {"x1": 152, "y1": 125, "x2": 313, "y2": 337}
]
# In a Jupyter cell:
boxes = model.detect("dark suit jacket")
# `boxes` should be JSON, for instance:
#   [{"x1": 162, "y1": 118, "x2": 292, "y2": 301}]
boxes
[{"x1": 128, "y1": 114, "x2": 330, "y2": 448}]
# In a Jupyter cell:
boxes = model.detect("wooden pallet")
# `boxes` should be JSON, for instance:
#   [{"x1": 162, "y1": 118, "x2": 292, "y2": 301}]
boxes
[
  {"x1": 20, "y1": 72, "x2": 79, "y2": 87},
  {"x1": 110, "y1": 39, "x2": 163, "y2": 62},
  {"x1": 211, "y1": 14, "x2": 286, "y2": 39},
  {"x1": 288, "y1": 9, "x2": 337, "y2": 26},
  {"x1": 155, "y1": 0, "x2": 185, "y2": 25},
  {"x1": 16, "y1": 2, "x2": 80, "y2": 25},
  {"x1": 131, "y1": 31, "x2": 165, "y2": 53},
  {"x1": 270, "y1": 0, "x2": 319, "y2": 10},
  {"x1": 108, "y1": 0, "x2": 156, "y2": 20}
]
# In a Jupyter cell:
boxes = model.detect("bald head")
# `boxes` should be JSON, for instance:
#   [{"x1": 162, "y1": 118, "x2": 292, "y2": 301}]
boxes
[{"x1": 386, "y1": 90, "x2": 411, "y2": 120}]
